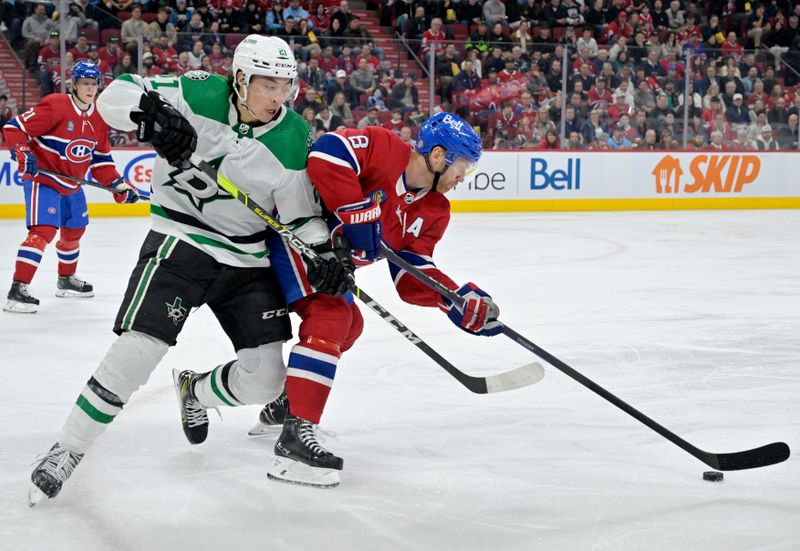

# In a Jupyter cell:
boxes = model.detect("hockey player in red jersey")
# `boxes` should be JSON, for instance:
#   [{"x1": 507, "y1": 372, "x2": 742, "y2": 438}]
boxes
[
  {"x1": 2, "y1": 61, "x2": 140, "y2": 314},
  {"x1": 256, "y1": 112, "x2": 501, "y2": 488}
]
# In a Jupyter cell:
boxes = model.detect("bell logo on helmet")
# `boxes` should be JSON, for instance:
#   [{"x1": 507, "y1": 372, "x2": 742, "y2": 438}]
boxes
[{"x1": 442, "y1": 114, "x2": 464, "y2": 131}]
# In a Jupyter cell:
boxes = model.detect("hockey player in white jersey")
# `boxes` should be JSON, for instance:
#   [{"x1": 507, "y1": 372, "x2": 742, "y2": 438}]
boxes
[{"x1": 28, "y1": 35, "x2": 352, "y2": 505}]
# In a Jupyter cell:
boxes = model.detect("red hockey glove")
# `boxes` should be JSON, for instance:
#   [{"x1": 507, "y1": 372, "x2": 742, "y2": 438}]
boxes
[
  {"x1": 332, "y1": 197, "x2": 382, "y2": 265},
  {"x1": 440, "y1": 282, "x2": 502, "y2": 337},
  {"x1": 12, "y1": 144, "x2": 38, "y2": 179},
  {"x1": 111, "y1": 177, "x2": 140, "y2": 204}
]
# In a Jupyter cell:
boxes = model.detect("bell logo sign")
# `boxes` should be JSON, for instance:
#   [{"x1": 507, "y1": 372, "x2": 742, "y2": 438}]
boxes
[{"x1": 652, "y1": 154, "x2": 760, "y2": 194}]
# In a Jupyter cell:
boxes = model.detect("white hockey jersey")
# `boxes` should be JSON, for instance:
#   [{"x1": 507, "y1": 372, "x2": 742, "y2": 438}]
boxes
[{"x1": 97, "y1": 71, "x2": 327, "y2": 268}]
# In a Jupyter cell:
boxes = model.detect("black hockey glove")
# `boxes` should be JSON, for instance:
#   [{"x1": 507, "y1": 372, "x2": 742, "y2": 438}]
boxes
[
  {"x1": 307, "y1": 234, "x2": 354, "y2": 297},
  {"x1": 132, "y1": 90, "x2": 197, "y2": 168}
]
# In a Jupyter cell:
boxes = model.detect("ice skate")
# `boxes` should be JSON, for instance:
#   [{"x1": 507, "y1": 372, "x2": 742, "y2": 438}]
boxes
[
  {"x1": 4, "y1": 281, "x2": 39, "y2": 313},
  {"x1": 267, "y1": 414, "x2": 342, "y2": 489},
  {"x1": 55, "y1": 275, "x2": 94, "y2": 298},
  {"x1": 248, "y1": 391, "x2": 289, "y2": 436},
  {"x1": 28, "y1": 443, "x2": 84, "y2": 507},
  {"x1": 172, "y1": 369, "x2": 211, "y2": 445}
]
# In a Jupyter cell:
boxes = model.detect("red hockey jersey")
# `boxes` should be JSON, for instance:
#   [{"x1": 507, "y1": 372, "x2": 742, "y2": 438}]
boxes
[
  {"x1": 3, "y1": 94, "x2": 120, "y2": 195},
  {"x1": 307, "y1": 126, "x2": 458, "y2": 307}
]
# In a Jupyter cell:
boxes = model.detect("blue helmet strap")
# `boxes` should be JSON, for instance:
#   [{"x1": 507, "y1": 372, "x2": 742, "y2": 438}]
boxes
[{"x1": 423, "y1": 148, "x2": 450, "y2": 192}]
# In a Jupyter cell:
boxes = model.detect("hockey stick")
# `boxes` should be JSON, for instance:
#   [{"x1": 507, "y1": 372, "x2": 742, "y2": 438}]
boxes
[
  {"x1": 380, "y1": 244, "x2": 791, "y2": 471},
  {"x1": 38, "y1": 169, "x2": 151, "y2": 201},
  {"x1": 184, "y1": 154, "x2": 543, "y2": 394}
]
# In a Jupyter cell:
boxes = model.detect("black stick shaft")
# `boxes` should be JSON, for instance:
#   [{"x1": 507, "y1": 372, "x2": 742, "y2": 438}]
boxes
[{"x1": 381, "y1": 244, "x2": 790, "y2": 471}]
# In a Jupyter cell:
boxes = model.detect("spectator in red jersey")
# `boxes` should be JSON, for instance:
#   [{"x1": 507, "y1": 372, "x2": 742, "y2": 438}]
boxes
[
  {"x1": 607, "y1": 91, "x2": 633, "y2": 121},
  {"x1": 214, "y1": 53, "x2": 233, "y2": 77},
  {"x1": 608, "y1": 12, "x2": 632, "y2": 40},
  {"x1": 173, "y1": 51, "x2": 192, "y2": 76},
  {"x1": 356, "y1": 43, "x2": 380, "y2": 72},
  {"x1": 382, "y1": 109, "x2": 405, "y2": 134},
  {"x1": 317, "y1": 46, "x2": 338, "y2": 75},
  {"x1": 139, "y1": 52, "x2": 163, "y2": 76},
  {"x1": 337, "y1": 44, "x2": 356, "y2": 74},
  {"x1": 588, "y1": 77, "x2": 613, "y2": 113},
  {"x1": 153, "y1": 33, "x2": 177, "y2": 72},
  {"x1": 38, "y1": 31, "x2": 61, "y2": 96},
  {"x1": 70, "y1": 33, "x2": 91, "y2": 62},
  {"x1": 720, "y1": 32, "x2": 744, "y2": 58},
  {"x1": 747, "y1": 80, "x2": 771, "y2": 109},
  {"x1": 98, "y1": 36, "x2": 121, "y2": 69},
  {"x1": 311, "y1": 4, "x2": 331, "y2": 31},
  {"x1": 498, "y1": 57, "x2": 522, "y2": 83},
  {"x1": 538, "y1": 128, "x2": 560, "y2": 150},
  {"x1": 421, "y1": 17, "x2": 445, "y2": 58}
]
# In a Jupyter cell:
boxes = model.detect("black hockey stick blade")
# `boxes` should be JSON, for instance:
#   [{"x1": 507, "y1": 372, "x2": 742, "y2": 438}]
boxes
[
  {"x1": 701, "y1": 442, "x2": 791, "y2": 471},
  {"x1": 188, "y1": 156, "x2": 545, "y2": 394}
]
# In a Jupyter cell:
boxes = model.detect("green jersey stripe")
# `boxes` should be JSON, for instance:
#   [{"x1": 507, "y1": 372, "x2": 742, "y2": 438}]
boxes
[
  {"x1": 121, "y1": 236, "x2": 178, "y2": 331},
  {"x1": 150, "y1": 204, "x2": 270, "y2": 244},
  {"x1": 186, "y1": 233, "x2": 270, "y2": 259},
  {"x1": 76, "y1": 394, "x2": 115, "y2": 424}
]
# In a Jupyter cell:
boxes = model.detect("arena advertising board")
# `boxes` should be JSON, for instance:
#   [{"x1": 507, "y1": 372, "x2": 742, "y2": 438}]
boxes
[
  {"x1": 0, "y1": 149, "x2": 155, "y2": 216},
  {"x1": 449, "y1": 150, "x2": 800, "y2": 210},
  {"x1": 1, "y1": 149, "x2": 798, "y2": 215}
]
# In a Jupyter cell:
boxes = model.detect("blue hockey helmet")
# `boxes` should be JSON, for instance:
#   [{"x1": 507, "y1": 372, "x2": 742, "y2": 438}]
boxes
[
  {"x1": 71, "y1": 61, "x2": 101, "y2": 84},
  {"x1": 416, "y1": 112, "x2": 482, "y2": 169}
]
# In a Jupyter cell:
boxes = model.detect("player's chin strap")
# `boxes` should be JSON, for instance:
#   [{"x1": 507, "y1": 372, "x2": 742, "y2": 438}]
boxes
[
  {"x1": 423, "y1": 153, "x2": 450, "y2": 193},
  {"x1": 233, "y1": 77, "x2": 261, "y2": 122}
]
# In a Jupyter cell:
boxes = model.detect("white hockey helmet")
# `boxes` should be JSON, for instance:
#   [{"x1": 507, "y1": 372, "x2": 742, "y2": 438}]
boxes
[{"x1": 232, "y1": 34, "x2": 299, "y2": 102}]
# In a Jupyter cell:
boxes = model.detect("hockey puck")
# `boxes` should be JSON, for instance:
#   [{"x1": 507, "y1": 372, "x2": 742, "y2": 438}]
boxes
[{"x1": 703, "y1": 471, "x2": 724, "y2": 482}]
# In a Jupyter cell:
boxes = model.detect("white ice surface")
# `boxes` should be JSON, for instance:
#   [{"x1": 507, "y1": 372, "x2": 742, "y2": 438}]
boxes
[{"x1": 0, "y1": 210, "x2": 798, "y2": 551}]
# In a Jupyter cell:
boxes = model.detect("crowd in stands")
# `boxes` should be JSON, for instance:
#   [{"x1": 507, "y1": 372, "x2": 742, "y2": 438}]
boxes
[{"x1": 2, "y1": 0, "x2": 800, "y2": 150}]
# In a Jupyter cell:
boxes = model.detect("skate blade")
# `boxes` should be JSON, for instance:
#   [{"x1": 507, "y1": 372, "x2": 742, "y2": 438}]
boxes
[
  {"x1": 267, "y1": 456, "x2": 340, "y2": 489},
  {"x1": 247, "y1": 420, "x2": 281, "y2": 437},
  {"x1": 28, "y1": 484, "x2": 48, "y2": 507},
  {"x1": 55, "y1": 289, "x2": 94, "y2": 298},
  {"x1": 3, "y1": 300, "x2": 38, "y2": 314}
]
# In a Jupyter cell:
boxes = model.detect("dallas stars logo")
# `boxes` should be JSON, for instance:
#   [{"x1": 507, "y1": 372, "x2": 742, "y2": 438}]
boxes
[
  {"x1": 163, "y1": 158, "x2": 232, "y2": 212},
  {"x1": 166, "y1": 297, "x2": 187, "y2": 325}
]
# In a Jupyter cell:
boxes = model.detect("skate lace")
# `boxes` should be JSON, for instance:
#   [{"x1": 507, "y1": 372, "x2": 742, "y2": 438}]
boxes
[
  {"x1": 66, "y1": 276, "x2": 86, "y2": 288},
  {"x1": 185, "y1": 398, "x2": 208, "y2": 428},
  {"x1": 33, "y1": 446, "x2": 83, "y2": 483},
  {"x1": 17, "y1": 284, "x2": 32, "y2": 298},
  {"x1": 297, "y1": 422, "x2": 328, "y2": 457}
]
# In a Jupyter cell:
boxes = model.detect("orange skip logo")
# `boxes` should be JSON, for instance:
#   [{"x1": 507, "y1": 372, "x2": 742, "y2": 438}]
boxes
[{"x1": 652, "y1": 154, "x2": 761, "y2": 194}]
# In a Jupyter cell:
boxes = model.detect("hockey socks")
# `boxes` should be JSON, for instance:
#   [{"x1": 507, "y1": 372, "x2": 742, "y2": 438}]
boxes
[
  {"x1": 194, "y1": 360, "x2": 245, "y2": 408},
  {"x1": 285, "y1": 337, "x2": 340, "y2": 425},
  {"x1": 59, "y1": 331, "x2": 169, "y2": 453},
  {"x1": 13, "y1": 225, "x2": 55, "y2": 284},
  {"x1": 55, "y1": 227, "x2": 85, "y2": 277}
]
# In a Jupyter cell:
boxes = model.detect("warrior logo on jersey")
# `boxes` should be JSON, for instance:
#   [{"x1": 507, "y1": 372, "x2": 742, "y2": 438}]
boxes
[
  {"x1": 65, "y1": 139, "x2": 97, "y2": 163},
  {"x1": 166, "y1": 297, "x2": 187, "y2": 325}
]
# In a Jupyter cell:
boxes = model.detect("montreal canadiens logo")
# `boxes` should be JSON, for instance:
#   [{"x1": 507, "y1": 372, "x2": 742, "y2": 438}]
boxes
[{"x1": 65, "y1": 139, "x2": 96, "y2": 163}]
